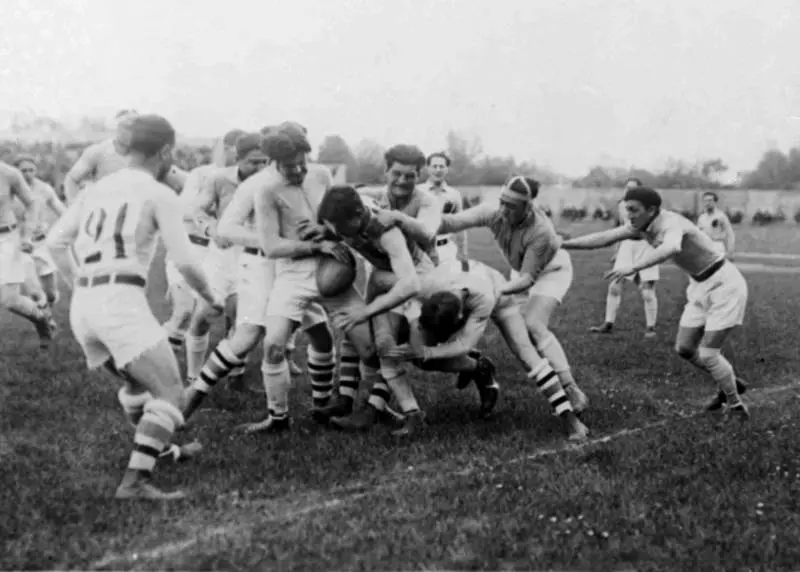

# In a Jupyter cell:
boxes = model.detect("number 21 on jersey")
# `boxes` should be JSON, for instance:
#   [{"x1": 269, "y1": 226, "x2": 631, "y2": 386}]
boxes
[{"x1": 82, "y1": 202, "x2": 130, "y2": 265}]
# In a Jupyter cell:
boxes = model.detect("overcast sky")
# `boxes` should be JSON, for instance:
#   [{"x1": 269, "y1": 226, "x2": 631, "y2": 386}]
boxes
[{"x1": 2, "y1": 0, "x2": 799, "y2": 176}]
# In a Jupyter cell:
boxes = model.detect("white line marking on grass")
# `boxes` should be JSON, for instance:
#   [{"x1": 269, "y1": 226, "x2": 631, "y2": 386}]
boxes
[
  {"x1": 90, "y1": 381, "x2": 800, "y2": 570},
  {"x1": 736, "y1": 252, "x2": 800, "y2": 261}
]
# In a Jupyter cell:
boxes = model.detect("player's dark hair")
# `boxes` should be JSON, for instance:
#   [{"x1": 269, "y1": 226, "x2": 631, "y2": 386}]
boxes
[
  {"x1": 419, "y1": 291, "x2": 465, "y2": 342},
  {"x1": 261, "y1": 125, "x2": 311, "y2": 161},
  {"x1": 426, "y1": 151, "x2": 451, "y2": 167},
  {"x1": 128, "y1": 115, "x2": 176, "y2": 158},
  {"x1": 13, "y1": 154, "x2": 36, "y2": 168},
  {"x1": 702, "y1": 191, "x2": 719, "y2": 202},
  {"x1": 223, "y1": 128, "x2": 246, "y2": 146},
  {"x1": 624, "y1": 177, "x2": 643, "y2": 188},
  {"x1": 385, "y1": 144, "x2": 426, "y2": 172},
  {"x1": 623, "y1": 186, "x2": 662, "y2": 210},
  {"x1": 235, "y1": 133, "x2": 264, "y2": 159},
  {"x1": 318, "y1": 185, "x2": 366, "y2": 226}
]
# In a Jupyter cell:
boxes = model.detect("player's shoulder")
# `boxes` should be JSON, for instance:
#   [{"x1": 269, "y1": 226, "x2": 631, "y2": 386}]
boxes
[
  {"x1": 0, "y1": 162, "x2": 22, "y2": 180},
  {"x1": 252, "y1": 167, "x2": 287, "y2": 196},
  {"x1": 367, "y1": 209, "x2": 399, "y2": 237}
]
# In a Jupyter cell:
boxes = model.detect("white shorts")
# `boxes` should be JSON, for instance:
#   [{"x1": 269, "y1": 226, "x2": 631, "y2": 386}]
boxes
[
  {"x1": 30, "y1": 240, "x2": 57, "y2": 276},
  {"x1": 510, "y1": 248, "x2": 573, "y2": 304},
  {"x1": 267, "y1": 258, "x2": 357, "y2": 324},
  {"x1": 198, "y1": 243, "x2": 239, "y2": 300},
  {"x1": 709, "y1": 240, "x2": 727, "y2": 256},
  {"x1": 679, "y1": 260, "x2": 747, "y2": 331},
  {"x1": 236, "y1": 250, "x2": 328, "y2": 328},
  {"x1": 435, "y1": 236, "x2": 458, "y2": 266},
  {"x1": 0, "y1": 229, "x2": 26, "y2": 285},
  {"x1": 70, "y1": 278, "x2": 166, "y2": 369},
  {"x1": 615, "y1": 239, "x2": 660, "y2": 282}
]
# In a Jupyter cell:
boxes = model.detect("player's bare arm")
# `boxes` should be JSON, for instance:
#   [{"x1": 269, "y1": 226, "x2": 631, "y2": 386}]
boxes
[
  {"x1": 10, "y1": 168, "x2": 40, "y2": 245},
  {"x1": 193, "y1": 176, "x2": 220, "y2": 237},
  {"x1": 63, "y1": 144, "x2": 98, "y2": 204},
  {"x1": 44, "y1": 184, "x2": 67, "y2": 218},
  {"x1": 451, "y1": 192, "x2": 469, "y2": 259},
  {"x1": 561, "y1": 225, "x2": 637, "y2": 250},
  {"x1": 439, "y1": 202, "x2": 496, "y2": 234},
  {"x1": 721, "y1": 215, "x2": 735, "y2": 256},
  {"x1": 414, "y1": 189, "x2": 443, "y2": 243},
  {"x1": 217, "y1": 183, "x2": 260, "y2": 249},
  {"x1": 605, "y1": 228, "x2": 683, "y2": 282},
  {"x1": 366, "y1": 228, "x2": 421, "y2": 316},
  {"x1": 154, "y1": 192, "x2": 217, "y2": 306},
  {"x1": 45, "y1": 196, "x2": 83, "y2": 285}
]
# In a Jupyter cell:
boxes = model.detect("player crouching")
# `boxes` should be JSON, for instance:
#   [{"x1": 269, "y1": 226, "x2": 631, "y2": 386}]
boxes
[{"x1": 385, "y1": 260, "x2": 588, "y2": 441}]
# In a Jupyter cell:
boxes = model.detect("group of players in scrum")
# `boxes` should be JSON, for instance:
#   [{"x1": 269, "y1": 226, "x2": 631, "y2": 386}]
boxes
[{"x1": 1, "y1": 110, "x2": 748, "y2": 500}]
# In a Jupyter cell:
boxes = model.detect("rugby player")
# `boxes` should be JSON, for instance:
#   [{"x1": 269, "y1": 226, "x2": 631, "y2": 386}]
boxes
[
  {"x1": 385, "y1": 259, "x2": 588, "y2": 441},
  {"x1": 13, "y1": 154, "x2": 67, "y2": 318},
  {"x1": 45, "y1": 115, "x2": 224, "y2": 500},
  {"x1": 419, "y1": 151, "x2": 468, "y2": 267},
  {"x1": 697, "y1": 191, "x2": 735, "y2": 258},
  {"x1": 183, "y1": 149, "x2": 336, "y2": 433},
  {"x1": 311, "y1": 184, "x2": 443, "y2": 435},
  {"x1": 589, "y1": 178, "x2": 659, "y2": 337},
  {"x1": 182, "y1": 133, "x2": 269, "y2": 396},
  {"x1": 387, "y1": 175, "x2": 589, "y2": 414},
  {"x1": 0, "y1": 162, "x2": 54, "y2": 346},
  {"x1": 162, "y1": 128, "x2": 245, "y2": 356},
  {"x1": 63, "y1": 109, "x2": 186, "y2": 203},
  {"x1": 253, "y1": 126, "x2": 411, "y2": 434},
  {"x1": 562, "y1": 186, "x2": 750, "y2": 420}
]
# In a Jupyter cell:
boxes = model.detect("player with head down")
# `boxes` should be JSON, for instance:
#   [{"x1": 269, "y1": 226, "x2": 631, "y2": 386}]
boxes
[
  {"x1": 387, "y1": 175, "x2": 589, "y2": 415},
  {"x1": 384, "y1": 259, "x2": 589, "y2": 441},
  {"x1": 310, "y1": 185, "x2": 490, "y2": 436},
  {"x1": 561, "y1": 186, "x2": 750, "y2": 420},
  {"x1": 310, "y1": 144, "x2": 444, "y2": 428},
  {"x1": 250, "y1": 123, "x2": 386, "y2": 433},
  {"x1": 45, "y1": 115, "x2": 224, "y2": 500},
  {"x1": 183, "y1": 123, "x2": 338, "y2": 433}
]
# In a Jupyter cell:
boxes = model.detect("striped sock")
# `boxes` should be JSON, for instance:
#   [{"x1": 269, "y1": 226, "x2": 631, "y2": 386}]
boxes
[
  {"x1": 337, "y1": 339, "x2": 361, "y2": 399},
  {"x1": 307, "y1": 347, "x2": 335, "y2": 407},
  {"x1": 529, "y1": 362, "x2": 572, "y2": 416},
  {"x1": 366, "y1": 377, "x2": 391, "y2": 411},
  {"x1": 128, "y1": 399, "x2": 184, "y2": 478},
  {"x1": 184, "y1": 340, "x2": 245, "y2": 419},
  {"x1": 117, "y1": 387, "x2": 152, "y2": 429},
  {"x1": 163, "y1": 324, "x2": 185, "y2": 353}
]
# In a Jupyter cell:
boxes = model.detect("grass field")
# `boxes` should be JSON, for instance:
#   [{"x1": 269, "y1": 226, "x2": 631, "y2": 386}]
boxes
[{"x1": 3, "y1": 223, "x2": 800, "y2": 571}]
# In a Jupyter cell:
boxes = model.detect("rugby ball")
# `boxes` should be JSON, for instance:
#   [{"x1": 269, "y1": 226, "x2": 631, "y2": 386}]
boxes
[{"x1": 316, "y1": 247, "x2": 357, "y2": 298}]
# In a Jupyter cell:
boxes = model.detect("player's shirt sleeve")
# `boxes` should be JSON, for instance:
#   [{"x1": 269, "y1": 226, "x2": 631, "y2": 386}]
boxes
[
  {"x1": 422, "y1": 284, "x2": 494, "y2": 360},
  {"x1": 154, "y1": 188, "x2": 200, "y2": 268},
  {"x1": 46, "y1": 193, "x2": 84, "y2": 249}
]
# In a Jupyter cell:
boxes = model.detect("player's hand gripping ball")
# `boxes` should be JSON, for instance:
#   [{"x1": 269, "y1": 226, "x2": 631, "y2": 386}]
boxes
[{"x1": 316, "y1": 245, "x2": 357, "y2": 298}]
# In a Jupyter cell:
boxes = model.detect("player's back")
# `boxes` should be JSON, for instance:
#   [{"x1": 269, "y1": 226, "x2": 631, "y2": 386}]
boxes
[
  {"x1": 93, "y1": 139, "x2": 129, "y2": 181},
  {"x1": 73, "y1": 168, "x2": 167, "y2": 279}
]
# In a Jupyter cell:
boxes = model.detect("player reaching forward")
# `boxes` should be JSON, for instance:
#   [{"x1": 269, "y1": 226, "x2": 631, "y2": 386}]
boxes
[
  {"x1": 388, "y1": 175, "x2": 589, "y2": 414},
  {"x1": 589, "y1": 177, "x2": 660, "y2": 337},
  {"x1": 45, "y1": 115, "x2": 223, "y2": 500},
  {"x1": 385, "y1": 259, "x2": 588, "y2": 441},
  {"x1": 12, "y1": 155, "x2": 67, "y2": 317},
  {"x1": 0, "y1": 161, "x2": 53, "y2": 346},
  {"x1": 561, "y1": 186, "x2": 750, "y2": 420}
]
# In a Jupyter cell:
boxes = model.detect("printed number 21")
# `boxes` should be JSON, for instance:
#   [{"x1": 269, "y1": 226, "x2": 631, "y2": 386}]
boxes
[{"x1": 85, "y1": 203, "x2": 129, "y2": 260}]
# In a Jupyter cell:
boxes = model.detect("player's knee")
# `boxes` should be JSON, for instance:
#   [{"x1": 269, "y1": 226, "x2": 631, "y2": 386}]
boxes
[
  {"x1": 143, "y1": 398, "x2": 185, "y2": 430},
  {"x1": 305, "y1": 322, "x2": 333, "y2": 353},
  {"x1": 263, "y1": 338, "x2": 288, "y2": 364},
  {"x1": 674, "y1": 343, "x2": 696, "y2": 360},
  {"x1": 526, "y1": 320, "x2": 550, "y2": 344},
  {"x1": 608, "y1": 282, "x2": 622, "y2": 297}
]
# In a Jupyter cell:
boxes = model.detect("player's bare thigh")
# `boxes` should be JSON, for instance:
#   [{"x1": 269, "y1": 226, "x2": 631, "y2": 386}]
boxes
[{"x1": 123, "y1": 340, "x2": 185, "y2": 408}]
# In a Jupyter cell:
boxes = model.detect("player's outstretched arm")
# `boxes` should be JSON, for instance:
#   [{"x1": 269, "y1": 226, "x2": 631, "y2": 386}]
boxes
[
  {"x1": 45, "y1": 197, "x2": 83, "y2": 286},
  {"x1": 155, "y1": 193, "x2": 217, "y2": 306},
  {"x1": 63, "y1": 145, "x2": 98, "y2": 205},
  {"x1": 721, "y1": 215, "x2": 735, "y2": 257},
  {"x1": 44, "y1": 183, "x2": 67, "y2": 218},
  {"x1": 362, "y1": 228, "x2": 421, "y2": 319},
  {"x1": 439, "y1": 202, "x2": 496, "y2": 234},
  {"x1": 629, "y1": 229, "x2": 683, "y2": 273},
  {"x1": 561, "y1": 225, "x2": 636, "y2": 250}
]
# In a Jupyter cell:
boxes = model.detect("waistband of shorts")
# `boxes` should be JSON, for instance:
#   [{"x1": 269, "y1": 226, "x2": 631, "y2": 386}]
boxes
[
  {"x1": 243, "y1": 246, "x2": 266, "y2": 257},
  {"x1": 189, "y1": 234, "x2": 210, "y2": 247},
  {"x1": 76, "y1": 272, "x2": 147, "y2": 289},
  {"x1": 0, "y1": 223, "x2": 18, "y2": 234},
  {"x1": 692, "y1": 258, "x2": 726, "y2": 283}
]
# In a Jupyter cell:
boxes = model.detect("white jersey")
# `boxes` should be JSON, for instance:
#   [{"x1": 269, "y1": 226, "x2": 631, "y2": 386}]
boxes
[
  {"x1": 13, "y1": 179, "x2": 61, "y2": 237},
  {"x1": 48, "y1": 168, "x2": 190, "y2": 279}
]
